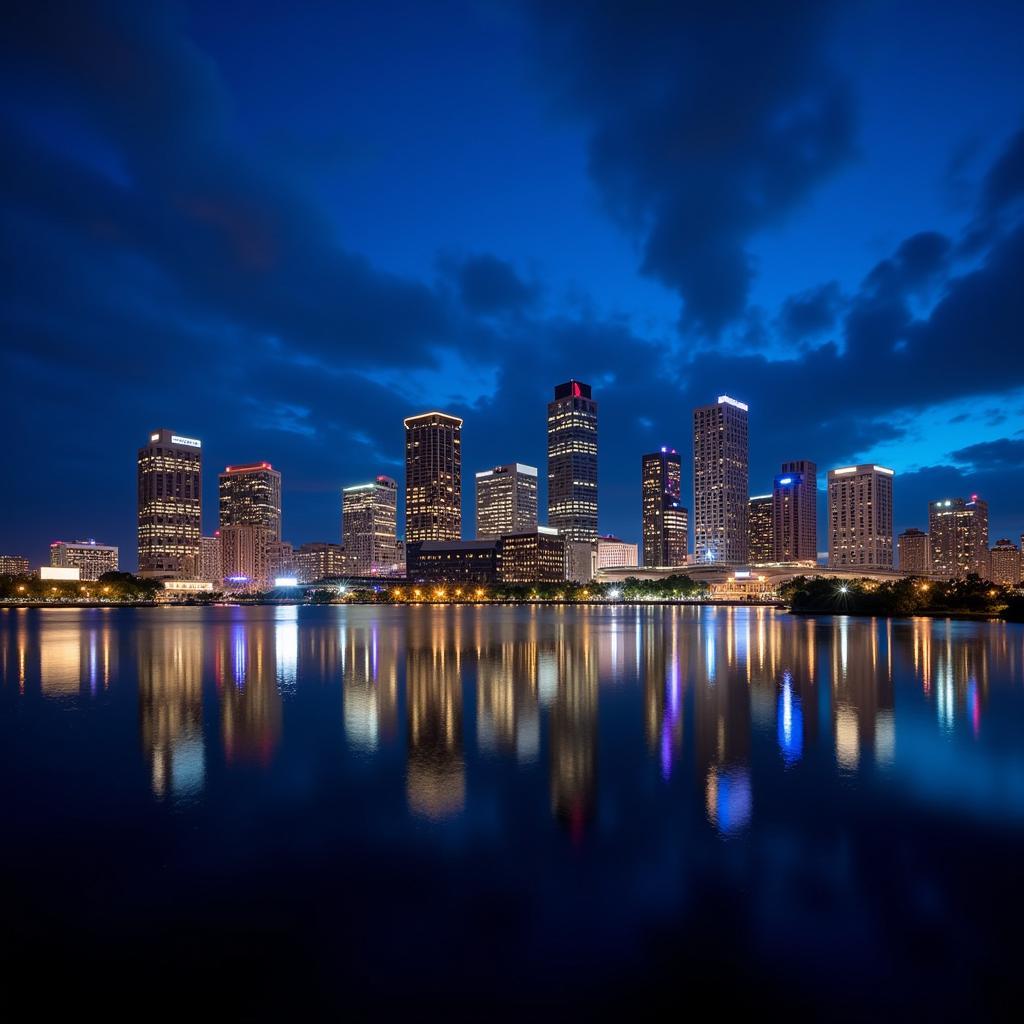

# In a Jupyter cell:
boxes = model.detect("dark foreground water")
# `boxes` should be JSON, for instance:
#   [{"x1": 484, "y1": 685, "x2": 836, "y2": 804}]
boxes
[{"x1": 2, "y1": 604, "x2": 1022, "y2": 1018}]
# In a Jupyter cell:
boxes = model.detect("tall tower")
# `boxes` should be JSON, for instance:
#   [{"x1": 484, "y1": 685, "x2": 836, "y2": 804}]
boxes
[
  {"x1": 747, "y1": 495, "x2": 773, "y2": 564},
  {"x1": 547, "y1": 380, "x2": 598, "y2": 543},
  {"x1": 928, "y1": 495, "x2": 989, "y2": 579},
  {"x1": 772, "y1": 460, "x2": 817, "y2": 563},
  {"x1": 692, "y1": 396, "x2": 749, "y2": 565},
  {"x1": 641, "y1": 448, "x2": 688, "y2": 567},
  {"x1": 827, "y1": 464, "x2": 894, "y2": 569},
  {"x1": 475, "y1": 463, "x2": 538, "y2": 539},
  {"x1": 219, "y1": 462, "x2": 282, "y2": 541},
  {"x1": 342, "y1": 476, "x2": 399, "y2": 576},
  {"x1": 137, "y1": 428, "x2": 202, "y2": 578},
  {"x1": 404, "y1": 412, "x2": 462, "y2": 542}
]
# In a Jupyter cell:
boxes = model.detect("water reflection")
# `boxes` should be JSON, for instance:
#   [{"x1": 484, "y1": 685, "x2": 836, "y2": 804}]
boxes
[{"x1": 4, "y1": 605, "x2": 1024, "y2": 835}]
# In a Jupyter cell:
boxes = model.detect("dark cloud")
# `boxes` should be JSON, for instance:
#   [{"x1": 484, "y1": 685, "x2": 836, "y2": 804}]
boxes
[
  {"x1": 526, "y1": 0, "x2": 855, "y2": 336},
  {"x1": 777, "y1": 281, "x2": 843, "y2": 343},
  {"x1": 950, "y1": 436, "x2": 1024, "y2": 472},
  {"x1": 448, "y1": 253, "x2": 537, "y2": 315}
]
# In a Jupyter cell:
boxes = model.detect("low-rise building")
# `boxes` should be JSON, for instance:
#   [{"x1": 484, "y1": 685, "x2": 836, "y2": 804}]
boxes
[
  {"x1": 595, "y1": 535, "x2": 638, "y2": 569},
  {"x1": 565, "y1": 540, "x2": 596, "y2": 584},
  {"x1": 50, "y1": 540, "x2": 118, "y2": 580},
  {"x1": 0, "y1": 554, "x2": 30, "y2": 575},
  {"x1": 989, "y1": 539, "x2": 1021, "y2": 587},
  {"x1": 295, "y1": 542, "x2": 347, "y2": 583},
  {"x1": 406, "y1": 539, "x2": 500, "y2": 584},
  {"x1": 498, "y1": 527, "x2": 565, "y2": 584},
  {"x1": 898, "y1": 528, "x2": 931, "y2": 576}
]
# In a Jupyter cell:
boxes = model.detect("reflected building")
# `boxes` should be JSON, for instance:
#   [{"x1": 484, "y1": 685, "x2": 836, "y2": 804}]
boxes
[
  {"x1": 37, "y1": 617, "x2": 117, "y2": 697},
  {"x1": 475, "y1": 625, "x2": 541, "y2": 763},
  {"x1": 137, "y1": 624, "x2": 205, "y2": 799},
  {"x1": 342, "y1": 619, "x2": 399, "y2": 751},
  {"x1": 642, "y1": 610, "x2": 684, "y2": 779},
  {"x1": 406, "y1": 612, "x2": 465, "y2": 819}
]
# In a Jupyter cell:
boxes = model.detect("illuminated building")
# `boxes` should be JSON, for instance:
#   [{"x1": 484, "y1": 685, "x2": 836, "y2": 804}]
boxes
[
  {"x1": 342, "y1": 476, "x2": 398, "y2": 575},
  {"x1": 0, "y1": 554, "x2": 30, "y2": 575},
  {"x1": 295, "y1": 541, "x2": 346, "y2": 582},
  {"x1": 547, "y1": 380, "x2": 598, "y2": 543},
  {"x1": 929, "y1": 495, "x2": 989, "y2": 579},
  {"x1": 405, "y1": 539, "x2": 499, "y2": 583},
  {"x1": 475, "y1": 463, "x2": 538, "y2": 539},
  {"x1": 692, "y1": 395, "x2": 749, "y2": 565},
  {"x1": 641, "y1": 448, "x2": 688, "y2": 567},
  {"x1": 988, "y1": 538, "x2": 1020, "y2": 587},
  {"x1": 266, "y1": 540, "x2": 295, "y2": 581},
  {"x1": 199, "y1": 534, "x2": 222, "y2": 584},
  {"x1": 746, "y1": 495, "x2": 773, "y2": 565},
  {"x1": 137, "y1": 428, "x2": 202, "y2": 578},
  {"x1": 594, "y1": 535, "x2": 638, "y2": 569},
  {"x1": 219, "y1": 524, "x2": 273, "y2": 589},
  {"x1": 772, "y1": 460, "x2": 817, "y2": 563},
  {"x1": 404, "y1": 411, "x2": 462, "y2": 542},
  {"x1": 497, "y1": 527, "x2": 565, "y2": 583},
  {"x1": 49, "y1": 539, "x2": 118, "y2": 580},
  {"x1": 898, "y1": 528, "x2": 930, "y2": 575},
  {"x1": 827, "y1": 464, "x2": 894, "y2": 570},
  {"x1": 565, "y1": 540, "x2": 595, "y2": 583},
  {"x1": 219, "y1": 462, "x2": 281, "y2": 541}
]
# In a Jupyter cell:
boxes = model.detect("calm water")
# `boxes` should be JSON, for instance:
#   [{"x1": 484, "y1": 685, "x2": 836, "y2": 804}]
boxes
[{"x1": 2, "y1": 604, "x2": 1023, "y2": 1017}]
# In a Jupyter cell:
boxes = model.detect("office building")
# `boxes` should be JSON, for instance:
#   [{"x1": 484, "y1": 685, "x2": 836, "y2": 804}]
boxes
[
  {"x1": 219, "y1": 524, "x2": 274, "y2": 590},
  {"x1": 693, "y1": 396, "x2": 749, "y2": 565},
  {"x1": 49, "y1": 540, "x2": 118, "y2": 580},
  {"x1": 772, "y1": 460, "x2": 817, "y2": 563},
  {"x1": 498, "y1": 527, "x2": 566, "y2": 584},
  {"x1": 989, "y1": 539, "x2": 1021, "y2": 587},
  {"x1": 641, "y1": 448, "x2": 688, "y2": 567},
  {"x1": 565, "y1": 541, "x2": 596, "y2": 584},
  {"x1": 342, "y1": 476, "x2": 398, "y2": 576},
  {"x1": 405, "y1": 539, "x2": 499, "y2": 584},
  {"x1": 199, "y1": 534, "x2": 222, "y2": 584},
  {"x1": 898, "y1": 528, "x2": 930, "y2": 576},
  {"x1": 0, "y1": 554, "x2": 30, "y2": 575},
  {"x1": 404, "y1": 412, "x2": 462, "y2": 542},
  {"x1": 929, "y1": 496, "x2": 989, "y2": 579},
  {"x1": 547, "y1": 380, "x2": 598, "y2": 543},
  {"x1": 137, "y1": 428, "x2": 202, "y2": 578},
  {"x1": 476, "y1": 463, "x2": 538, "y2": 539},
  {"x1": 219, "y1": 462, "x2": 282, "y2": 541},
  {"x1": 266, "y1": 540, "x2": 296, "y2": 581},
  {"x1": 295, "y1": 542, "x2": 347, "y2": 583},
  {"x1": 747, "y1": 495, "x2": 773, "y2": 565},
  {"x1": 827, "y1": 464, "x2": 894, "y2": 569},
  {"x1": 595, "y1": 535, "x2": 638, "y2": 569}
]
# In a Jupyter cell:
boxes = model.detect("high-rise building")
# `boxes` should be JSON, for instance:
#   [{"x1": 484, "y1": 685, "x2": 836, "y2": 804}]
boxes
[
  {"x1": 595, "y1": 535, "x2": 638, "y2": 569},
  {"x1": 342, "y1": 476, "x2": 398, "y2": 576},
  {"x1": 641, "y1": 448, "x2": 688, "y2": 567},
  {"x1": 404, "y1": 412, "x2": 462, "y2": 542},
  {"x1": 827, "y1": 464, "x2": 894, "y2": 569},
  {"x1": 498, "y1": 527, "x2": 566, "y2": 584},
  {"x1": 476, "y1": 464, "x2": 538, "y2": 539},
  {"x1": 219, "y1": 462, "x2": 282, "y2": 541},
  {"x1": 747, "y1": 495, "x2": 773, "y2": 564},
  {"x1": 547, "y1": 380, "x2": 598, "y2": 543},
  {"x1": 295, "y1": 542, "x2": 346, "y2": 583},
  {"x1": 219, "y1": 524, "x2": 273, "y2": 589},
  {"x1": 989, "y1": 539, "x2": 1020, "y2": 587},
  {"x1": 929, "y1": 495, "x2": 989, "y2": 579},
  {"x1": 692, "y1": 396, "x2": 749, "y2": 565},
  {"x1": 898, "y1": 528, "x2": 931, "y2": 575},
  {"x1": 772, "y1": 460, "x2": 817, "y2": 563},
  {"x1": 137, "y1": 428, "x2": 202, "y2": 578},
  {"x1": 0, "y1": 554, "x2": 30, "y2": 575},
  {"x1": 199, "y1": 534, "x2": 222, "y2": 584},
  {"x1": 50, "y1": 540, "x2": 119, "y2": 580}
]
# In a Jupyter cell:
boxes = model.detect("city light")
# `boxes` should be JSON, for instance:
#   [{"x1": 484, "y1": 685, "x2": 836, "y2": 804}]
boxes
[{"x1": 274, "y1": 577, "x2": 298, "y2": 587}]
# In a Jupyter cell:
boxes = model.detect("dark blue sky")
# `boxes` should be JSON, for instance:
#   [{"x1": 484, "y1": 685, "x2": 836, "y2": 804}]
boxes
[{"x1": 3, "y1": 0, "x2": 1024, "y2": 568}]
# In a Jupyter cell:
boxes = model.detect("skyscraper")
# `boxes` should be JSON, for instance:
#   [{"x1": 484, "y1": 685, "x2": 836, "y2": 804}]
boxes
[
  {"x1": 547, "y1": 380, "x2": 598, "y2": 543},
  {"x1": 404, "y1": 412, "x2": 462, "y2": 542},
  {"x1": 137, "y1": 428, "x2": 202, "y2": 578},
  {"x1": 342, "y1": 476, "x2": 399, "y2": 576},
  {"x1": 476, "y1": 463, "x2": 538, "y2": 539},
  {"x1": 898, "y1": 528, "x2": 930, "y2": 575},
  {"x1": 219, "y1": 462, "x2": 282, "y2": 541},
  {"x1": 219, "y1": 524, "x2": 273, "y2": 589},
  {"x1": 827, "y1": 464, "x2": 894, "y2": 569},
  {"x1": 929, "y1": 495, "x2": 989, "y2": 579},
  {"x1": 692, "y1": 396, "x2": 749, "y2": 565},
  {"x1": 747, "y1": 495, "x2": 773, "y2": 564},
  {"x1": 772, "y1": 460, "x2": 817, "y2": 563},
  {"x1": 641, "y1": 448, "x2": 688, "y2": 567}
]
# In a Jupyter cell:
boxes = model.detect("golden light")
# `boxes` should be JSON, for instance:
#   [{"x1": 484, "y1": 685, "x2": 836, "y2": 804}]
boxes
[
  {"x1": 434, "y1": 588, "x2": 446, "y2": 599},
  {"x1": 475, "y1": 588, "x2": 484, "y2": 598}
]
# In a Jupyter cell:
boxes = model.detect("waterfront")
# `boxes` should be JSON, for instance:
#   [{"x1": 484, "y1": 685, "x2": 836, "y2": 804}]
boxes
[{"x1": 2, "y1": 604, "x2": 1023, "y2": 1016}]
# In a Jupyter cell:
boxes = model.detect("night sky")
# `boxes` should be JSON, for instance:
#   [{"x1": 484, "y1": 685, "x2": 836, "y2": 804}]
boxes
[{"x1": 3, "y1": 1, "x2": 1023, "y2": 569}]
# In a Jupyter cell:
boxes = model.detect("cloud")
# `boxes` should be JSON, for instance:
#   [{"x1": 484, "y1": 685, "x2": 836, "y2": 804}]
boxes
[
  {"x1": 776, "y1": 281, "x2": 843, "y2": 343},
  {"x1": 446, "y1": 253, "x2": 538, "y2": 315},
  {"x1": 950, "y1": 436, "x2": 1024, "y2": 472},
  {"x1": 525, "y1": 0, "x2": 856, "y2": 336}
]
